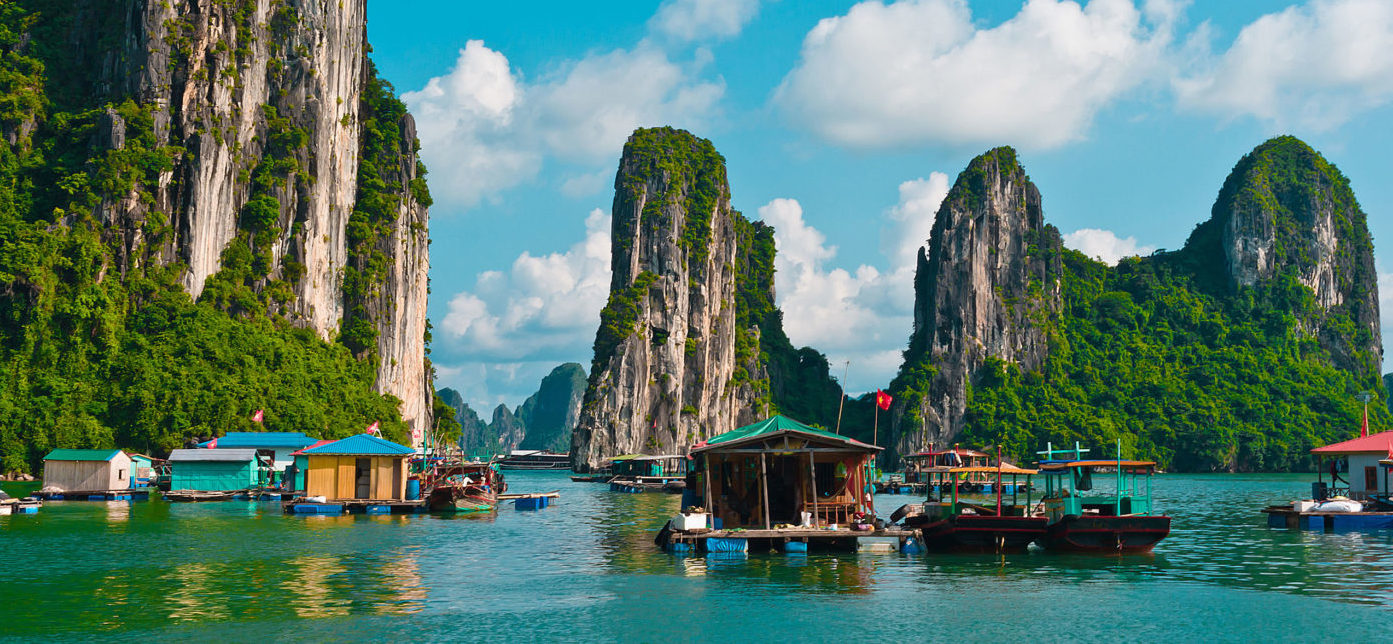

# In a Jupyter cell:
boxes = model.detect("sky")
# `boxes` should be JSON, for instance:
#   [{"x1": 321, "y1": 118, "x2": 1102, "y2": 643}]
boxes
[{"x1": 364, "y1": 0, "x2": 1393, "y2": 413}]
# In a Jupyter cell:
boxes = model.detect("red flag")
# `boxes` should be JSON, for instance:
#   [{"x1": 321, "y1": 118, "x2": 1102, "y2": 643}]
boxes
[
  {"x1": 1362, "y1": 406, "x2": 1369, "y2": 438},
  {"x1": 366, "y1": 421, "x2": 380, "y2": 436},
  {"x1": 876, "y1": 390, "x2": 892, "y2": 411},
  {"x1": 251, "y1": 409, "x2": 264, "y2": 423}
]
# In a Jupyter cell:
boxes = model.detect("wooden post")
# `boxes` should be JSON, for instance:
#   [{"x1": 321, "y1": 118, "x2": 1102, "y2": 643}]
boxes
[
  {"x1": 808, "y1": 451, "x2": 819, "y2": 527},
  {"x1": 760, "y1": 452, "x2": 771, "y2": 530},
  {"x1": 704, "y1": 455, "x2": 714, "y2": 518}
]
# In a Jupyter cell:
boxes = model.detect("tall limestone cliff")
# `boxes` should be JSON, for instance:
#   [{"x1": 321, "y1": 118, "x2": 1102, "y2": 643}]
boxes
[
  {"x1": 1187, "y1": 136, "x2": 1382, "y2": 380},
  {"x1": 0, "y1": 1, "x2": 432, "y2": 469},
  {"x1": 887, "y1": 147, "x2": 1064, "y2": 462},
  {"x1": 571, "y1": 128, "x2": 769, "y2": 470}
]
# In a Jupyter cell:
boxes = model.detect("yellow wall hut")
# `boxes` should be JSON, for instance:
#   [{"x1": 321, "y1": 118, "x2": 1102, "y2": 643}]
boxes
[{"x1": 298, "y1": 434, "x2": 414, "y2": 501}]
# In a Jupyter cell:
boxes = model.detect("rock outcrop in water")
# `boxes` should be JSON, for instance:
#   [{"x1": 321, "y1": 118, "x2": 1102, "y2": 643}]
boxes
[
  {"x1": 571, "y1": 128, "x2": 771, "y2": 470},
  {"x1": 887, "y1": 148, "x2": 1063, "y2": 462}
]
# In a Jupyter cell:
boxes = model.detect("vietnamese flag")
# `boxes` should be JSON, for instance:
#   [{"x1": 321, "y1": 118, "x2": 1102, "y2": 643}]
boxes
[
  {"x1": 876, "y1": 390, "x2": 892, "y2": 411},
  {"x1": 251, "y1": 409, "x2": 264, "y2": 423},
  {"x1": 366, "y1": 421, "x2": 380, "y2": 435}
]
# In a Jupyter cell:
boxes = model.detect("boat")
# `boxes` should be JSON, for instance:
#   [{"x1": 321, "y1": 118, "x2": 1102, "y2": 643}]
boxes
[
  {"x1": 424, "y1": 461, "x2": 507, "y2": 513},
  {"x1": 163, "y1": 489, "x2": 245, "y2": 502},
  {"x1": 896, "y1": 451, "x2": 1046, "y2": 552},
  {"x1": 498, "y1": 450, "x2": 570, "y2": 470},
  {"x1": 1036, "y1": 442, "x2": 1170, "y2": 553},
  {"x1": 607, "y1": 454, "x2": 687, "y2": 493},
  {"x1": 0, "y1": 491, "x2": 41, "y2": 515},
  {"x1": 570, "y1": 474, "x2": 610, "y2": 483}
]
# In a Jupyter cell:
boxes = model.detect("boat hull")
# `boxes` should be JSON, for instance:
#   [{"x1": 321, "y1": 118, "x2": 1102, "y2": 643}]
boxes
[
  {"x1": 1043, "y1": 515, "x2": 1171, "y2": 552},
  {"x1": 918, "y1": 515, "x2": 1048, "y2": 552},
  {"x1": 426, "y1": 489, "x2": 497, "y2": 513}
]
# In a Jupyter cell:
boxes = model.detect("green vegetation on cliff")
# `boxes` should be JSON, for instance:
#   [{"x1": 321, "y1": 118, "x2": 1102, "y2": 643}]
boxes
[
  {"x1": 0, "y1": 2, "x2": 420, "y2": 472},
  {"x1": 945, "y1": 138, "x2": 1386, "y2": 472}
]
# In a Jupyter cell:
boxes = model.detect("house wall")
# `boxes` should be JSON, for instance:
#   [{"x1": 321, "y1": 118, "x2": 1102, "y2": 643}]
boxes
[
  {"x1": 42, "y1": 454, "x2": 131, "y2": 491},
  {"x1": 304, "y1": 455, "x2": 406, "y2": 501},
  {"x1": 1348, "y1": 454, "x2": 1387, "y2": 496},
  {"x1": 170, "y1": 461, "x2": 257, "y2": 491}
]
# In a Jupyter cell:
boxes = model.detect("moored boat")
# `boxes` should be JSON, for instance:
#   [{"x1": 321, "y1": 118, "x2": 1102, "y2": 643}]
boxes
[
  {"x1": 499, "y1": 450, "x2": 570, "y2": 470},
  {"x1": 1036, "y1": 442, "x2": 1170, "y2": 553},
  {"x1": 424, "y1": 461, "x2": 507, "y2": 513},
  {"x1": 898, "y1": 453, "x2": 1045, "y2": 552}
]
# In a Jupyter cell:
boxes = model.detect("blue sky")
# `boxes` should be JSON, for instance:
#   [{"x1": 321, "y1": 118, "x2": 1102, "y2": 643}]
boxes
[{"x1": 365, "y1": 0, "x2": 1393, "y2": 412}]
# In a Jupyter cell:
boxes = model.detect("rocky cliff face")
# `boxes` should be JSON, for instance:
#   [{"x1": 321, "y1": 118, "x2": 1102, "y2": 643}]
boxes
[
  {"x1": 52, "y1": 0, "x2": 431, "y2": 443},
  {"x1": 490, "y1": 405, "x2": 526, "y2": 453},
  {"x1": 571, "y1": 128, "x2": 766, "y2": 470},
  {"x1": 888, "y1": 147, "x2": 1063, "y2": 461},
  {"x1": 1207, "y1": 136, "x2": 1383, "y2": 378},
  {"x1": 517, "y1": 363, "x2": 586, "y2": 452},
  {"x1": 437, "y1": 388, "x2": 492, "y2": 453}
]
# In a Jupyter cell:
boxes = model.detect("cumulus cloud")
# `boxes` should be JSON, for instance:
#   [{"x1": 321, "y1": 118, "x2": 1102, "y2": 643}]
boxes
[
  {"x1": 759, "y1": 178, "x2": 949, "y2": 392},
  {"x1": 775, "y1": 0, "x2": 1170, "y2": 149},
  {"x1": 405, "y1": 42, "x2": 723, "y2": 210},
  {"x1": 651, "y1": 0, "x2": 761, "y2": 42},
  {"x1": 1175, "y1": 0, "x2": 1393, "y2": 130},
  {"x1": 439, "y1": 209, "x2": 612, "y2": 362},
  {"x1": 1063, "y1": 228, "x2": 1157, "y2": 265}
]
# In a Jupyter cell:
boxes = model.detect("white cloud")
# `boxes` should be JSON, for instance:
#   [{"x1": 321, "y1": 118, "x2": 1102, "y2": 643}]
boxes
[
  {"x1": 405, "y1": 42, "x2": 723, "y2": 210},
  {"x1": 439, "y1": 209, "x2": 612, "y2": 362},
  {"x1": 1175, "y1": 0, "x2": 1393, "y2": 130},
  {"x1": 1063, "y1": 228, "x2": 1156, "y2": 264},
  {"x1": 759, "y1": 178, "x2": 949, "y2": 392},
  {"x1": 775, "y1": 0, "x2": 1169, "y2": 149},
  {"x1": 651, "y1": 0, "x2": 761, "y2": 42}
]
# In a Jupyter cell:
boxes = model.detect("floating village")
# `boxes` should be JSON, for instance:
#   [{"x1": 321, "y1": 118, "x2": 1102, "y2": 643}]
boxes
[{"x1": 8, "y1": 409, "x2": 1393, "y2": 558}]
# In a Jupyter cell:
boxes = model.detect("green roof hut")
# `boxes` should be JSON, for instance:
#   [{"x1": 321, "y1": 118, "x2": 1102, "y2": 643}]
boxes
[
  {"x1": 167, "y1": 449, "x2": 260, "y2": 492},
  {"x1": 42, "y1": 449, "x2": 133, "y2": 493}
]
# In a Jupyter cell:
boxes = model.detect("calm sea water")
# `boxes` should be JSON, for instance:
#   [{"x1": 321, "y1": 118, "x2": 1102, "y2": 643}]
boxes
[{"x1": 2, "y1": 472, "x2": 1391, "y2": 641}]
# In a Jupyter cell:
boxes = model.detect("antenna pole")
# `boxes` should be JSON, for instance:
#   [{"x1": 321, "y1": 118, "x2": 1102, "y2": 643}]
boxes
[{"x1": 835, "y1": 360, "x2": 849, "y2": 434}]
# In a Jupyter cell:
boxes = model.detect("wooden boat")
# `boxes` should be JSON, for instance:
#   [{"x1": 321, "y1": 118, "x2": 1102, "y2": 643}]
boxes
[
  {"x1": 570, "y1": 474, "x2": 611, "y2": 483},
  {"x1": 163, "y1": 489, "x2": 245, "y2": 502},
  {"x1": 899, "y1": 456, "x2": 1046, "y2": 552},
  {"x1": 424, "y1": 461, "x2": 507, "y2": 513},
  {"x1": 1036, "y1": 442, "x2": 1170, "y2": 553}
]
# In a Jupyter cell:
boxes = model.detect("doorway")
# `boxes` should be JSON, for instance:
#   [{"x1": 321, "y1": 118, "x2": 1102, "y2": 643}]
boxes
[{"x1": 355, "y1": 458, "x2": 372, "y2": 499}]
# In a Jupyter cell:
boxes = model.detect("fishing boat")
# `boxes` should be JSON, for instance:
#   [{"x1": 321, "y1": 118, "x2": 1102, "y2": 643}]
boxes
[
  {"x1": 424, "y1": 461, "x2": 507, "y2": 513},
  {"x1": 1036, "y1": 442, "x2": 1170, "y2": 553},
  {"x1": 895, "y1": 449, "x2": 1045, "y2": 552}
]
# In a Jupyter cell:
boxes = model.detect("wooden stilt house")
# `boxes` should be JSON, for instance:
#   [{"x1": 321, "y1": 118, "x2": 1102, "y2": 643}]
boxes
[{"x1": 691, "y1": 415, "x2": 882, "y2": 529}]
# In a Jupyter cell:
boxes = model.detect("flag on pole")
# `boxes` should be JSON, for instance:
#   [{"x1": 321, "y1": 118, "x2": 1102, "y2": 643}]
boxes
[
  {"x1": 1362, "y1": 405, "x2": 1369, "y2": 438},
  {"x1": 366, "y1": 421, "x2": 380, "y2": 436},
  {"x1": 251, "y1": 409, "x2": 264, "y2": 423},
  {"x1": 875, "y1": 390, "x2": 893, "y2": 411}
]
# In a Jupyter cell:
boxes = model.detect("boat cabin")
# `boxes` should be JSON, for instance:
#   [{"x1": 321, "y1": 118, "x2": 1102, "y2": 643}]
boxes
[
  {"x1": 299, "y1": 434, "x2": 414, "y2": 502},
  {"x1": 610, "y1": 454, "x2": 687, "y2": 479},
  {"x1": 167, "y1": 449, "x2": 261, "y2": 492},
  {"x1": 919, "y1": 464, "x2": 1038, "y2": 518},
  {"x1": 42, "y1": 449, "x2": 133, "y2": 493},
  {"x1": 1038, "y1": 457, "x2": 1158, "y2": 522},
  {"x1": 903, "y1": 447, "x2": 991, "y2": 485},
  {"x1": 1310, "y1": 431, "x2": 1393, "y2": 500},
  {"x1": 691, "y1": 415, "x2": 881, "y2": 529}
]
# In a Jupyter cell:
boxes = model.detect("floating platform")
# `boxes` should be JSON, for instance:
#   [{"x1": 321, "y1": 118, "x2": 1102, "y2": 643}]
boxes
[
  {"x1": 501, "y1": 490, "x2": 559, "y2": 511},
  {"x1": 35, "y1": 489, "x2": 151, "y2": 501},
  {"x1": 1262, "y1": 506, "x2": 1393, "y2": 531},
  {"x1": 281, "y1": 498, "x2": 426, "y2": 515},
  {"x1": 661, "y1": 526, "x2": 921, "y2": 554}
]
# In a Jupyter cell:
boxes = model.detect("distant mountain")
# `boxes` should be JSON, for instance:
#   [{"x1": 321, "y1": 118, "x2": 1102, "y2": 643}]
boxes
[{"x1": 437, "y1": 363, "x2": 589, "y2": 456}]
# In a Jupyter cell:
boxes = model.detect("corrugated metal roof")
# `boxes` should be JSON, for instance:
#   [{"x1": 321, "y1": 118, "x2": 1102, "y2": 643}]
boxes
[
  {"x1": 290, "y1": 439, "x2": 335, "y2": 456},
  {"x1": 44, "y1": 449, "x2": 122, "y2": 462},
  {"x1": 695, "y1": 415, "x2": 881, "y2": 453},
  {"x1": 197, "y1": 432, "x2": 319, "y2": 449},
  {"x1": 1312, "y1": 430, "x2": 1393, "y2": 455},
  {"x1": 168, "y1": 448, "x2": 259, "y2": 462},
  {"x1": 300, "y1": 434, "x2": 414, "y2": 456}
]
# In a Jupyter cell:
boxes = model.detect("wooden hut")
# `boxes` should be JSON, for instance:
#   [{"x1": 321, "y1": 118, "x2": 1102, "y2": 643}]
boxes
[
  {"x1": 692, "y1": 415, "x2": 882, "y2": 529},
  {"x1": 41, "y1": 449, "x2": 133, "y2": 493},
  {"x1": 167, "y1": 449, "x2": 260, "y2": 492},
  {"x1": 299, "y1": 434, "x2": 414, "y2": 502}
]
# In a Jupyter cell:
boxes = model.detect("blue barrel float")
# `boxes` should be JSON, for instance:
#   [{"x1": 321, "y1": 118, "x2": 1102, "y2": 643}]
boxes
[{"x1": 406, "y1": 478, "x2": 421, "y2": 500}]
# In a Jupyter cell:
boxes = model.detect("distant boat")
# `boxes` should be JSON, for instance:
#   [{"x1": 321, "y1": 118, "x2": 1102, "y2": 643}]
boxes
[
  {"x1": 498, "y1": 450, "x2": 570, "y2": 470},
  {"x1": 1035, "y1": 442, "x2": 1171, "y2": 552},
  {"x1": 606, "y1": 454, "x2": 688, "y2": 493}
]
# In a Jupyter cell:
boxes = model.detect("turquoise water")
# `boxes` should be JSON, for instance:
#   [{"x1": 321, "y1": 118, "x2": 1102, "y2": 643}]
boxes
[{"x1": 3, "y1": 472, "x2": 1392, "y2": 641}]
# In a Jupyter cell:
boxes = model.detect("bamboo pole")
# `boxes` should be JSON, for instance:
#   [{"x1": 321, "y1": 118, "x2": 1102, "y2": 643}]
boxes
[
  {"x1": 760, "y1": 453, "x2": 771, "y2": 530},
  {"x1": 808, "y1": 451, "x2": 819, "y2": 527}
]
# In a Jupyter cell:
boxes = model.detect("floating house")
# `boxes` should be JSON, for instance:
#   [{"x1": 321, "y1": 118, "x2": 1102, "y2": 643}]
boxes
[
  {"x1": 41, "y1": 449, "x2": 133, "y2": 494},
  {"x1": 608, "y1": 454, "x2": 688, "y2": 492},
  {"x1": 200, "y1": 432, "x2": 320, "y2": 474},
  {"x1": 167, "y1": 449, "x2": 260, "y2": 492},
  {"x1": 127, "y1": 453, "x2": 156, "y2": 487},
  {"x1": 1310, "y1": 431, "x2": 1393, "y2": 500},
  {"x1": 299, "y1": 434, "x2": 414, "y2": 502}
]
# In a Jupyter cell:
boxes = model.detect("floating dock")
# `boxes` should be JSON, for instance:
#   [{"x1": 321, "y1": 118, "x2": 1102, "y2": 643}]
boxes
[
  {"x1": 1262, "y1": 506, "x2": 1393, "y2": 530},
  {"x1": 501, "y1": 490, "x2": 559, "y2": 510},
  {"x1": 662, "y1": 527, "x2": 921, "y2": 554},
  {"x1": 281, "y1": 499, "x2": 426, "y2": 515},
  {"x1": 35, "y1": 489, "x2": 151, "y2": 501}
]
